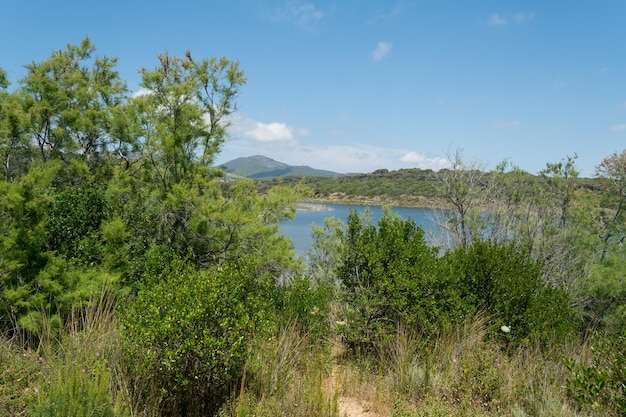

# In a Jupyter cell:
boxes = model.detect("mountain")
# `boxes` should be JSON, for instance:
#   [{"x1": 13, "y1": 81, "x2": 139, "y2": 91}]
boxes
[{"x1": 221, "y1": 155, "x2": 340, "y2": 179}]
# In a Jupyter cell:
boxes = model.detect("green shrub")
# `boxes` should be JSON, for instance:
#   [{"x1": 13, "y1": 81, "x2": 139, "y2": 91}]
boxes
[
  {"x1": 120, "y1": 256, "x2": 278, "y2": 416},
  {"x1": 47, "y1": 183, "x2": 109, "y2": 265},
  {"x1": 336, "y1": 209, "x2": 460, "y2": 352},
  {"x1": 444, "y1": 240, "x2": 576, "y2": 347},
  {"x1": 578, "y1": 253, "x2": 626, "y2": 333},
  {"x1": 566, "y1": 332, "x2": 626, "y2": 416},
  {"x1": 279, "y1": 274, "x2": 333, "y2": 339}
]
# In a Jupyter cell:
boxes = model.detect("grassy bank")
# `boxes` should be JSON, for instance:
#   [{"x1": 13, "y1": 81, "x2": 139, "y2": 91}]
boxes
[{"x1": 1, "y1": 306, "x2": 607, "y2": 417}]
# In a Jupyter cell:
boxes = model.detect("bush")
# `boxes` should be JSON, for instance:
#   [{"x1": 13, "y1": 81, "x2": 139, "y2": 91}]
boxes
[
  {"x1": 566, "y1": 332, "x2": 626, "y2": 416},
  {"x1": 444, "y1": 240, "x2": 576, "y2": 347},
  {"x1": 336, "y1": 209, "x2": 460, "y2": 352},
  {"x1": 120, "y1": 256, "x2": 278, "y2": 416},
  {"x1": 278, "y1": 274, "x2": 334, "y2": 340},
  {"x1": 578, "y1": 253, "x2": 626, "y2": 334},
  {"x1": 47, "y1": 183, "x2": 109, "y2": 265}
]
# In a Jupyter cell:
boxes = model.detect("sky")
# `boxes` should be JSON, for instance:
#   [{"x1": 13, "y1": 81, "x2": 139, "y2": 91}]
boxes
[{"x1": 1, "y1": 1, "x2": 625, "y2": 177}]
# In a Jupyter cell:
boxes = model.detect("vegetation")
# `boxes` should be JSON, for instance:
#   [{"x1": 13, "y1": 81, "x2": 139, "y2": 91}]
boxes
[
  {"x1": 253, "y1": 161, "x2": 603, "y2": 209},
  {"x1": 1, "y1": 38, "x2": 625, "y2": 417}
]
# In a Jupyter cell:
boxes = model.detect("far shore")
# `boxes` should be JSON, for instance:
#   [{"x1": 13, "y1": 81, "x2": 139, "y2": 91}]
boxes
[{"x1": 301, "y1": 194, "x2": 450, "y2": 209}]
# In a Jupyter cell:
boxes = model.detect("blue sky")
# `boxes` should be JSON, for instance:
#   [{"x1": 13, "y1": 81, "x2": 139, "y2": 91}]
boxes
[{"x1": 2, "y1": 1, "x2": 625, "y2": 176}]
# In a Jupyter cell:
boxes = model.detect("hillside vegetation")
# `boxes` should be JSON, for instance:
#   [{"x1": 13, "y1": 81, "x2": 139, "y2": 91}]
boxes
[
  {"x1": 0, "y1": 39, "x2": 625, "y2": 417},
  {"x1": 256, "y1": 166, "x2": 602, "y2": 208}
]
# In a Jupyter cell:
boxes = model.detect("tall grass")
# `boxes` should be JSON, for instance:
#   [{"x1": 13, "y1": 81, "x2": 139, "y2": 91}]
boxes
[
  {"x1": 0, "y1": 293, "x2": 607, "y2": 416},
  {"x1": 0, "y1": 287, "x2": 130, "y2": 417},
  {"x1": 336, "y1": 314, "x2": 585, "y2": 417},
  {"x1": 219, "y1": 321, "x2": 338, "y2": 417}
]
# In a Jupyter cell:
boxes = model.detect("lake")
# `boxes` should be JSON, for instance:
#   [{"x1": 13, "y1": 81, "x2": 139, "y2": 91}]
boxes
[{"x1": 279, "y1": 202, "x2": 440, "y2": 256}]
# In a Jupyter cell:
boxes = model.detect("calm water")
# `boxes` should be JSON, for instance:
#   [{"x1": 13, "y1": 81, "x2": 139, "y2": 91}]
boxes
[{"x1": 279, "y1": 203, "x2": 439, "y2": 256}]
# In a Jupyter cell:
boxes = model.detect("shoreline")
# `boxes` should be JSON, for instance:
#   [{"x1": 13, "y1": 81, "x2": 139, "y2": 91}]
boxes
[{"x1": 301, "y1": 194, "x2": 450, "y2": 209}]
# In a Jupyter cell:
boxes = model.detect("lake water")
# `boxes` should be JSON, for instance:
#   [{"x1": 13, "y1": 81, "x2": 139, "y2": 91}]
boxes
[{"x1": 279, "y1": 203, "x2": 439, "y2": 256}]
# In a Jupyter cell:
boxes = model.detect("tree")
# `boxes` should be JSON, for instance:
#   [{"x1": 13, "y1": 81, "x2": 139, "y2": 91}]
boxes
[
  {"x1": 434, "y1": 149, "x2": 487, "y2": 248},
  {"x1": 337, "y1": 209, "x2": 457, "y2": 351},
  {"x1": 594, "y1": 149, "x2": 626, "y2": 260},
  {"x1": 132, "y1": 51, "x2": 245, "y2": 193},
  {"x1": 0, "y1": 68, "x2": 31, "y2": 179},
  {"x1": 539, "y1": 154, "x2": 579, "y2": 227},
  {"x1": 20, "y1": 37, "x2": 128, "y2": 167}
]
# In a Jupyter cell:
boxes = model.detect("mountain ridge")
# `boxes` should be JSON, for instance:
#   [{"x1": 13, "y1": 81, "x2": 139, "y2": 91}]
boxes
[{"x1": 222, "y1": 155, "x2": 340, "y2": 179}]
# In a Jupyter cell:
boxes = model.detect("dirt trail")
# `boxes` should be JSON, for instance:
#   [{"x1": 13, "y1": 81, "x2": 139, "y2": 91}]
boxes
[{"x1": 328, "y1": 343, "x2": 383, "y2": 417}]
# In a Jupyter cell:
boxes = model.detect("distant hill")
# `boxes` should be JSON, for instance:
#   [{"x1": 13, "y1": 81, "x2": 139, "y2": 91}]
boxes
[{"x1": 222, "y1": 155, "x2": 340, "y2": 179}]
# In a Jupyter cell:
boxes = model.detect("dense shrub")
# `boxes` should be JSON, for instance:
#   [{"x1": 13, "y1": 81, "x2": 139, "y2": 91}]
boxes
[
  {"x1": 566, "y1": 332, "x2": 626, "y2": 416},
  {"x1": 578, "y1": 253, "x2": 626, "y2": 333},
  {"x1": 47, "y1": 183, "x2": 110, "y2": 265},
  {"x1": 336, "y1": 209, "x2": 461, "y2": 352},
  {"x1": 120, "y1": 256, "x2": 278, "y2": 416},
  {"x1": 444, "y1": 240, "x2": 576, "y2": 347},
  {"x1": 278, "y1": 274, "x2": 334, "y2": 339}
]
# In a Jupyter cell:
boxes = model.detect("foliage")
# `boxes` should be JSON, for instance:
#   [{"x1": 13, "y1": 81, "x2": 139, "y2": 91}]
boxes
[
  {"x1": 278, "y1": 274, "x2": 334, "y2": 339},
  {"x1": 4, "y1": 36, "x2": 626, "y2": 417},
  {"x1": 577, "y1": 253, "x2": 626, "y2": 333},
  {"x1": 133, "y1": 51, "x2": 245, "y2": 193},
  {"x1": 20, "y1": 37, "x2": 128, "y2": 166},
  {"x1": 336, "y1": 209, "x2": 459, "y2": 351},
  {"x1": 120, "y1": 257, "x2": 279, "y2": 416},
  {"x1": 594, "y1": 150, "x2": 626, "y2": 259},
  {"x1": 566, "y1": 333, "x2": 626, "y2": 416},
  {"x1": 254, "y1": 167, "x2": 442, "y2": 203},
  {"x1": 433, "y1": 149, "x2": 487, "y2": 248},
  {"x1": 47, "y1": 181, "x2": 110, "y2": 265},
  {"x1": 0, "y1": 166, "x2": 123, "y2": 340},
  {"x1": 306, "y1": 216, "x2": 345, "y2": 286},
  {"x1": 444, "y1": 240, "x2": 576, "y2": 347}
]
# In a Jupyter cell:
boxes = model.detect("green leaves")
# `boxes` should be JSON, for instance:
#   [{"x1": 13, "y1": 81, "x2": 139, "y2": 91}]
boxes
[
  {"x1": 20, "y1": 37, "x2": 128, "y2": 166},
  {"x1": 134, "y1": 52, "x2": 245, "y2": 192},
  {"x1": 337, "y1": 209, "x2": 454, "y2": 351},
  {"x1": 120, "y1": 256, "x2": 277, "y2": 416},
  {"x1": 445, "y1": 240, "x2": 576, "y2": 347}
]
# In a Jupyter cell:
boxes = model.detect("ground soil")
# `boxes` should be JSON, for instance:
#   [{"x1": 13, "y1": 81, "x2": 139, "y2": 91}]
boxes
[{"x1": 327, "y1": 342, "x2": 383, "y2": 417}]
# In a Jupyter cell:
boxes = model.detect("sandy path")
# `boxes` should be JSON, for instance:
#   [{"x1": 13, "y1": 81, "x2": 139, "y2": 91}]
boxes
[{"x1": 328, "y1": 343, "x2": 383, "y2": 417}]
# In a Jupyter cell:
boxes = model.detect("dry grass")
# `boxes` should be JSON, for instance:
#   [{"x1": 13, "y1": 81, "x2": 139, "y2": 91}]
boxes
[
  {"x1": 333, "y1": 315, "x2": 587, "y2": 417},
  {"x1": 219, "y1": 321, "x2": 339, "y2": 417}
]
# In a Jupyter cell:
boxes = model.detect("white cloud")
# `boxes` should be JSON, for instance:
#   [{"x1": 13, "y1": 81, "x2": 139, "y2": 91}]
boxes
[
  {"x1": 222, "y1": 114, "x2": 449, "y2": 173},
  {"x1": 372, "y1": 42, "x2": 392, "y2": 61},
  {"x1": 513, "y1": 12, "x2": 535, "y2": 24},
  {"x1": 488, "y1": 11, "x2": 534, "y2": 26},
  {"x1": 249, "y1": 122, "x2": 294, "y2": 142},
  {"x1": 280, "y1": 144, "x2": 448, "y2": 172},
  {"x1": 610, "y1": 124, "x2": 626, "y2": 132},
  {"x1": 276, "y1": 0, "x2": 324, "y2": 29},
  {"x1": 400, "y1": 152, "x2": 450, "y2": 169},
  {"x1": 131, "y1": 87, "x2": 152, "y2": 98},
  {"x1": 488, "y1": 13, "x2": 508, "y2": 26},
  {"x1": 493, "y1": 120, "x2": 521, "y2": 128},
  {"x1": 228, "y1": 114, "x2": 302, "y2": 143},
  {"x1": 220, "y1": 132, "x2": 449, "y2": 173},
  {"x1": 618, "y1": 101, "x2": 626, "y2": 109}
]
